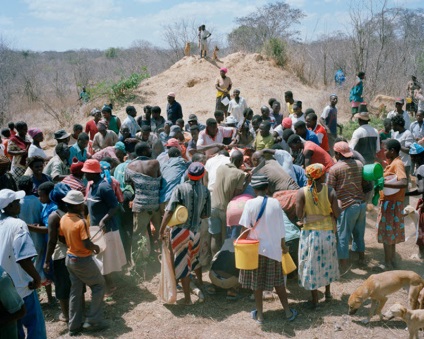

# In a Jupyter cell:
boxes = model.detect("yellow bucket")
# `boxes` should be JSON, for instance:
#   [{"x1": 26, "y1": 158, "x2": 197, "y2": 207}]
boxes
[
  {"x1": 234, "y1": 239, "x2": 259, "y2": 270},
  {"x1": 406, "y1": 97, "x2": 412, "y2": 104},
  {"x1": 282, "y1": 252, "x2": 297, "y2": 275},
  {"x1": 168, "y1": 205, "x2": 188, "y2": 227}
]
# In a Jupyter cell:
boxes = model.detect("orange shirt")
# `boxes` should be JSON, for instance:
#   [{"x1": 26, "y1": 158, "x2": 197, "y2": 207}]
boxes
[
  {"x1": 304, "y1": 141, "x2": 335, "y2": 172},
  {"x1": 312, "y1": 124, "x2": 329, "y2": 152},
  {"x1": 59, "y1": 213, "x2": 92, "y2": 257},
  {"x1": 380, "y1": 156, "x2": 406, "y2": 202}
]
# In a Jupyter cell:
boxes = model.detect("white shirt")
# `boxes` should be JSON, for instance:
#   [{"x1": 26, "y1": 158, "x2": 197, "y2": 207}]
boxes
[
  {"x1": 349, "y1": 124, "x2": 380, "y2": 152},
  {"x1": 239, "y1": 196, "x2": 285, "y2": 262},
  {"x1": 273, "y1": 150, "x2": 296, "y2": 181},
  {"x1": 387, "y1": 110, "x2": 411, "y2": 129},
  {"x1": 289, "y1": 113, "x2": 305, "y2": 131},
  {"x1": 204, "y1": 154, "x2": 231, "y2": 191},
  {"x1": 393, "y1": 129, "x2": 414, "y2": 167},
  {"x1": 197, "y1": 126, "x2": 235, "y2": 156},
  {"x1": 28, "y1": 144, "x2": 47, "y2": 159},
  {"x1": 0, "y1": 215, "x2": 37, "y2": 298},
  {"x1": 121, "y1": 115, "x2": 141, "y2": 138},
  {"x1": 228, "y1": 97, "x2": 248, "y2": 123}
]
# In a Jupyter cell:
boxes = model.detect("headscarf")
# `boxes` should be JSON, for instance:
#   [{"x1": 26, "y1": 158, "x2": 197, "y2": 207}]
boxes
[
  {"x1": 28, "y1": 128, "x2": 42, "y2": 139},
  {"x1": 114, "y1": 141, "x2": 126, "y2": 154},
  {"x1": 305, "y1": 163, "x2": 325, "y2": 205},
  {"x1": 220, "y1": 67, "x2": 228, "y2": 74},
  {"x1": 100, "y1": 161, "x2": 112, "y2": 184}
]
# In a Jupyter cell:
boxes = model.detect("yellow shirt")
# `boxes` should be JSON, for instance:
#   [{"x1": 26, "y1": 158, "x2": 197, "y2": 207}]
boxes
[
  {"x1": 60, "y1": 213, "x2": 92, "y2": 257},
  {"x1": 302, "y1": 185, "x2": 334, "y2": 231},
  {"x1": 254, "y1": 134, "x2": 274, "y2": 151},
  {"x1": 286, "y1": 102, "x2": 294, "y2": 115}
]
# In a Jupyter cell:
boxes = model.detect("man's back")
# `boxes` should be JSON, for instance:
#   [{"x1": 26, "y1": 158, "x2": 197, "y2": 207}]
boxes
[
  {"x1": 211, "y1": 163, "x2": 245, "y2": 210},
  {"x1": 127, "y1": 159, "x2": 160, "y2": 178},
  {"x1": 350, "y1": 125, "x2": 379, "y2": 164},
  {"x1": 258, "y1": 159, "x2": 298, "y2": 194}
]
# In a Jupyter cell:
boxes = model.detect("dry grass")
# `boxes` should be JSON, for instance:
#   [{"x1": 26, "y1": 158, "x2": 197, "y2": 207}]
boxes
[{"x1": 41, "y1": 197, "x2": 423, "y2": 338}]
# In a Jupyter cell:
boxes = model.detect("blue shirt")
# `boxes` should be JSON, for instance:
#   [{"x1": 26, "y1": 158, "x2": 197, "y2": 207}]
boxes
[
  {"x1": 166, "y1": 101, "x2": 183, "y2": 125},
  {"x1": 159, "y1": 157, "x2": 189, "y2": 203},
  {"x1": 305, "y1": 129, "x2": 320, "y2": 145},
  {"x1": 293, "y1": 164, "x2": 307, "y2": 188},
  {"x1": 41, "y1": 202, "x2": 57, "y2": 227},
  {"x1": 69, "y1": 143, "x2": 87, "y2": 164}
]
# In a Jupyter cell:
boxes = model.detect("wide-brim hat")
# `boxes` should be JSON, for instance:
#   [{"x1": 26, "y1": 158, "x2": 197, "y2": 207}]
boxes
[
  {"x1": 81, "y1": 159, "x2": 102, "y2": 173},
  {"x1": 62, "y1": 190, "x2": 85, "y2": 205},
  {"x1": 54, "y1": 129, "x2": 70, "y2": 140},
  {"x1": 354, "y1": 112, "x2": 370, "y2": 121}
]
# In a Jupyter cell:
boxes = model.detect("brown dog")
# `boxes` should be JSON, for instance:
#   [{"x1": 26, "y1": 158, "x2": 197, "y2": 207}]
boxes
[
  {"x1": 384, "y1": 303, "x2": 424, "y2": 339},
  {"x1": 348, "y1": 270, "x2": 424, "y2": 323},
  {"x1": 212, "y1": 46, "x2": 219, "y2": 60},
  {"x1": 419, "y1": 287, "x2": 424, "y2": 309},
  {"x1": 184, "y1": 42, "x2": 190, "y2": 57}
]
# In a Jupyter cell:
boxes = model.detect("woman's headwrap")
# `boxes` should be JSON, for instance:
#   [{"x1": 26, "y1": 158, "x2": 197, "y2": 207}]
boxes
[
  {"x1": 100, "y1": 161, "x2": 112, "y2": 184},
  {"x1": 305, "y1": 163, "x2": 325, "y2": 205},
  {"x1": 220, "y1": 67, "x2": 228, "y2": 74}
]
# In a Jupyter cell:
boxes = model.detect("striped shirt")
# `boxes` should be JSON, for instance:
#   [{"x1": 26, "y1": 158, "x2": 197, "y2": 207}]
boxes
[
  {"x1": 62, "y1": 174, "x2": 86, "y2": 196},
  {"x1": 327, "y1": 158, "x2": 366, "y2": 210}
]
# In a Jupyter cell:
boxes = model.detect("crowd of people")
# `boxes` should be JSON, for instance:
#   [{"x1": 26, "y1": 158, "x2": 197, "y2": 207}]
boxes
[{"x1": 1, "y1": 67, "x2": 424, "y2": 337}]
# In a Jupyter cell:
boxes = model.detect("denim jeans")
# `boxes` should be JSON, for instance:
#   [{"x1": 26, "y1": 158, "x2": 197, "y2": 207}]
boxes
[
  {"x1": 337, "y1": 202, "x2": 366, "y2": 259},
  {"x1": 17, "y1": 290, "x2": 47, "y2": 339}
]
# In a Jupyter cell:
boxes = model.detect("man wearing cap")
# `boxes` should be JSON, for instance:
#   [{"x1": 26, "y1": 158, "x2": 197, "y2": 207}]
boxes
[
  {"x1": 227, "y1": 89, "x2": 248, "y2": 123},
  {"x1": 305, "y1": 113, "x2": 329, "y2": 152},
  {"x1": 197, "y1": 118, "x2": 235, "y2": 156},
  {"x1": 102, "y1": 105, "x2": 121, "y2": 135},
  {"x1": 60, "y1": 190, "x2": 107, "y2": 335},
  {"x1": 184, "y1": 114, "x2": 205, "y2": 132},
  {"x1": 43, "y1": 143, "x2": 70, "y2": 182},
  {"x1": 210, "y1": 150, "x2": 250, "y2": 255},
  {"x1": 159, "y1": 162, "x2": 211, "y2": 305},
  {"x1": 157, "y1": 138, "x2": 181, "y2": 167},
  {"x1": 121, "y1": 106, "x2": 141, "y2": 138},
  {"x1": 0, "y1": 189, "x2": 47, "y2": 338},
  {"x1": 69, "y1": 132, "x2": 90, "y2": 164},
  {"x1": 91, "y1": 141, "x2": 126, "y2": 165},
  {"x1": 85, "y1": 109, "x2": 102, "y2": 140},
  {"x1": 215, "y1": 68, "x2": 232, "y2": 116},
  {"x1": 349, "y1": 105, "x2": 380, "y2": 164},
  {"x1": 126, "y1": 142, "x2": 162, "y2": 258},
  {"x1": 320, "y1": 94, "x2": 343, "y2": 155},
  {"x1": 387, "y1": 98, "x2": 411, "y2": 129},
  {"x1": 62, "y1": 160, "x2": 86, "y2": 195},
  {"x1": 327, "y1": 141, "x2": 372, "y2": 270},
  {"x1": 166, "y1": 92, "x2": 183, "y2": 125},
  {"x1": 349, "y1": 71, "x2": 365, "y2": 120},
  {"x1": 92, "y1": 120, "x2": 118, "y2": 153},
  {"x1": 288, "y1": 134, "x2": 335, "y2": 172}
]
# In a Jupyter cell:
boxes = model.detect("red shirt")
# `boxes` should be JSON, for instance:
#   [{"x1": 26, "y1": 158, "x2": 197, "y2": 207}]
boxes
[
  {"x1": 304, "y1": 141, "x2": 335, "y2": 172},
  {"x1": 310, "y1": 124, "x2": 329, "y2": 152},
  {"x1": 85, "y1": 120, "x2": 98, "y2": 140}
]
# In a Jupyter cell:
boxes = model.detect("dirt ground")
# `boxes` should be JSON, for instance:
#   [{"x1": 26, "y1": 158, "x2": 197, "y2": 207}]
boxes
[{"x1": 41, "y1": 195, "x2": 423, "y2": 339}]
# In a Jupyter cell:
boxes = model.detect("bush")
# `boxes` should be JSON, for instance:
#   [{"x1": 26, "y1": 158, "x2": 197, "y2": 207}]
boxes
[{"x1": 262, "y1": 38, "x2": 287, "y2": 67}]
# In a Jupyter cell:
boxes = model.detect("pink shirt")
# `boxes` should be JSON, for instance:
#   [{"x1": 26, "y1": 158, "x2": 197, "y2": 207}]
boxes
[
  {"x1": 304, "y1": 141, "x2": 335, "y2": 172},
  {"x1": 197, "y1": 126, "x2": 235, "y2": 156}
]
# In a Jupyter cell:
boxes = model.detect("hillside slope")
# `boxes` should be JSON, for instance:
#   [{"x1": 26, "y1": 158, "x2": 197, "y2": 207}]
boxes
[{"x1": 128, "y1": 52, "x2": 340, "y2": 123}]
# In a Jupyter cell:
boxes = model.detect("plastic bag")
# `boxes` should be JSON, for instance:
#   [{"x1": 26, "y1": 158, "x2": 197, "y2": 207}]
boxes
[{"x1": 159, "y1": 240, "x2": 177, "y2": 304}]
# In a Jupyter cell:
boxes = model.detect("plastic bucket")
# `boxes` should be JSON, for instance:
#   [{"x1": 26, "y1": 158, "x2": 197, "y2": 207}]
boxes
[
  {"x1": 168, "y1": 205, "x2": 188, "y2": 227},
  {"x1": 282, "y1": 253, "x2": 297, "y2": 275},
  {"x1": 363, "y1": 163, "x2": 383, "y2": 181},
  {"x1": 234, "y1": 239, "x2": 259, "y2": 270}
]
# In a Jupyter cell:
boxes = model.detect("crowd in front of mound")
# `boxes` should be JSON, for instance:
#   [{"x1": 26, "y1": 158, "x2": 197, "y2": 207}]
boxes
[{"x1": 1, "y1": 67, "x2": 424, "y2": 337}]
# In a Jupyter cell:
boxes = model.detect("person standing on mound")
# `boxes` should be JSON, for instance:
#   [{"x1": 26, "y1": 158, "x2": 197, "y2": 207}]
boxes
[{"x1": 238, "y1": 174, "x2": 297, "y2": 325}]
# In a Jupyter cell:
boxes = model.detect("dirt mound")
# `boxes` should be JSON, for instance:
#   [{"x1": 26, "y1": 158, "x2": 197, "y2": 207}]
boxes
[{"x1": 125, "y1": 52, "x2": 337, "y2": 123}]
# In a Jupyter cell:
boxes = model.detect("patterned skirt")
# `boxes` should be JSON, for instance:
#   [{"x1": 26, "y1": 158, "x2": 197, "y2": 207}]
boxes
[
  {"x1": 239, "y1": 255, "x2": 284, "y2": 291},
  {"x1": 377, "y1": 200, "x2": 405, "y2": 245},
  {"x1": 170, "y1": 227, "x2": 200, "y2": 280},
  {"x1": 298, "y1": 230, "x2": 339, "y2": 290}
]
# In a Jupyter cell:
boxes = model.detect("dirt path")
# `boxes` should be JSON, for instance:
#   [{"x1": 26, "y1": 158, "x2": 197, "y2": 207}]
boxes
[{"x1": 43, "y1": 197, "x2": 423, "y2": 338}]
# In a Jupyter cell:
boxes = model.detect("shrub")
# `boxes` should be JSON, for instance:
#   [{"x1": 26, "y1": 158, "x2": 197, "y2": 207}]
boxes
[{"x1": 262, "y1": 38, "x2": 287, "y2": 67}]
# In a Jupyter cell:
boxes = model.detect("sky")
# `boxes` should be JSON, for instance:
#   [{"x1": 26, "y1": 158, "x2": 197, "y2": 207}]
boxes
[{"x1": 0, "y1": 0, "x2": 421, "y2": 52}]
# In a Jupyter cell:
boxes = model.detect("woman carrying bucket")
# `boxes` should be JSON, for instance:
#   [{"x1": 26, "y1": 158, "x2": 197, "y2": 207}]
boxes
[{"x1": 237, "y1": 174, "x2": 297, "y2": 325}]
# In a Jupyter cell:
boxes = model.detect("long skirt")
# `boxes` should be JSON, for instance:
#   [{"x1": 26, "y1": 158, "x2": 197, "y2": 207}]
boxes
[
  {"x1": 170, "y1": 227, "x2": 200, "y2": 280},
  {"x1": 96, "y1": 230, "x2": 126, "y2": 275},
  {"x1": 239, "y1": 255, "x2": 284, "y2": 291},
  {"x1": 377, "y1": 200, "x2": 405, "y2": 245},
  {"x1": 298, "y1": 230, "x2": 339, "y2": 290}
]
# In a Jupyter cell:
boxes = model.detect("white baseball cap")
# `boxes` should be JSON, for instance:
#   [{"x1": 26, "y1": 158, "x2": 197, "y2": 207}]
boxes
[{"x1": 0, "y1": 189, "x2": 25, "y2": 210}]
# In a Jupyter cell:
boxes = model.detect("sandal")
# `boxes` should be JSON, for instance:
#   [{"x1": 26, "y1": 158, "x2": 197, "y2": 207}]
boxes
[
  {"x1": 250, "y1": 309, "x2": 264, "y2": 325},
  {"x1": 287, "y1": 308, "x2": 298, "y2": 322}
]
